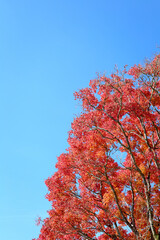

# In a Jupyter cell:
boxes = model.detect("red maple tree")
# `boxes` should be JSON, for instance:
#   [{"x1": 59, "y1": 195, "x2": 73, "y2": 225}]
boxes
[{"x1": 34, "y1": 55, "x2": 160, "y2": 240}]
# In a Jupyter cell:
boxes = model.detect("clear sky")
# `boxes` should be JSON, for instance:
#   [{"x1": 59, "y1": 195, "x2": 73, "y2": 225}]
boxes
[{"x1": 0, "y1": 0, "x2": 160, "y2": 239}]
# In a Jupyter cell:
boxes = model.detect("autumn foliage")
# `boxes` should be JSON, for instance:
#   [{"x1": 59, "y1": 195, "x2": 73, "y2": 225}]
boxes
[{"x1": 35, "y1": 55, "x2": 160, "y2": 240}]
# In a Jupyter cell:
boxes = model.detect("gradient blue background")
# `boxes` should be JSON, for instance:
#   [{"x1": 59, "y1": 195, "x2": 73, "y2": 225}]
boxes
[{"x1": 0, "y1": 0, "x2": 160, "y2": 239}]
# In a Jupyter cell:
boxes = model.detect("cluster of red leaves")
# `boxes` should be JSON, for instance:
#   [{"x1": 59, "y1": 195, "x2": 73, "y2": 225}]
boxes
[{"x1": 34, "y1": 55, "x2": 160, "y2": 240}]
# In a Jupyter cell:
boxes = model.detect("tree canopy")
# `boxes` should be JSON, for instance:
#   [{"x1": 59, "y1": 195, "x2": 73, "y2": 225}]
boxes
[{"x1": 34, "y1": 55, "x2": 160, "y2": 240}]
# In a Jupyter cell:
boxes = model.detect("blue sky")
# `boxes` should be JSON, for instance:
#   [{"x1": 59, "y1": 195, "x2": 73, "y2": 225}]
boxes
[{"x1": 0, "y1": 0, "x2": 160, "y2": 239}]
